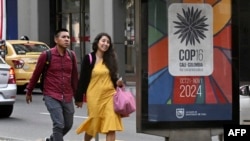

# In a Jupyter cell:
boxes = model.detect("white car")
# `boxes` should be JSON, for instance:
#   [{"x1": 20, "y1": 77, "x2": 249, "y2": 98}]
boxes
[{"x1": 0, "y1": 56, "x2": 17, "y2": 118}]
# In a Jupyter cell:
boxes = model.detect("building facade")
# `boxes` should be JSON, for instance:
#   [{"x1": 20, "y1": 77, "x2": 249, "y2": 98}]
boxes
[
  {"x1": 4, "y1": 0, "x2": 250, "y2": 83},
  {"x1": 5, "y1": 0, "x2": 136, "y2": 81}
]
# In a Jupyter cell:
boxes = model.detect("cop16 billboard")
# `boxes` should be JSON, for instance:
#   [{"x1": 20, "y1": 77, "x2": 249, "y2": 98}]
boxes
[{"x1": 141, "y1": 0, "x2": 238, "y2": 129}]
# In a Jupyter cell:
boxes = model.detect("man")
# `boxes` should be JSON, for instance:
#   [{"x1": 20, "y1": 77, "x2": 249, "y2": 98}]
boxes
[{"x1": 26, "y1": 28, "x2": 78, "y2": 141}]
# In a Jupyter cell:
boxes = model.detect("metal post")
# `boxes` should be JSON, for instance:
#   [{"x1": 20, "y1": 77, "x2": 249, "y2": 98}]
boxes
[{"x1": 95, "y1": 134, "x2": 99, "y2": 141}]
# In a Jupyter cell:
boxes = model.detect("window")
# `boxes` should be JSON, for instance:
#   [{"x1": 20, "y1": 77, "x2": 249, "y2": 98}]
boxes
[{"x1": 13, "y1": 44, "x2": 49, "y2": 54}]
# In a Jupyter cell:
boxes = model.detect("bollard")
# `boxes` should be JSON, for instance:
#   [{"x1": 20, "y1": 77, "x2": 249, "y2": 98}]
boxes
[{"x1": 95, "y1": 134, "x2": 99, "y2": 141}]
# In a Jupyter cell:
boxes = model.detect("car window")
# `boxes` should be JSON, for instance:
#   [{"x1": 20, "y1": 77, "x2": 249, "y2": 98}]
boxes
[{"x1": 12, "y1": 44, "x2": 49, "y2": 54}]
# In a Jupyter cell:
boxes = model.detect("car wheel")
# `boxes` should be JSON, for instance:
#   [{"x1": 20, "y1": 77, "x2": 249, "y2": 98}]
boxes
[{"x1": 0, "y1": 105, "x2": 13, "y2": 118}]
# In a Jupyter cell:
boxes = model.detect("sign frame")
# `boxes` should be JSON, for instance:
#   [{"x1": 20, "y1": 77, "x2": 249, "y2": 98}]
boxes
[{"x1": 136, "y1": 0, "x2": 239, "y2": 131}]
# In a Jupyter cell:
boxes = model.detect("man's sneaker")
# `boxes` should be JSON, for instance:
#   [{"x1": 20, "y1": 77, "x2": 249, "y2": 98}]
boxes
[{"x1": 45, "y1": 137, "x2": 50, "y2": 141}]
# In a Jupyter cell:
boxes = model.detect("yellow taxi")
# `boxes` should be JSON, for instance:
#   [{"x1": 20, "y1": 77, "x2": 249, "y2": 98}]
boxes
[{"x1": 0, "y1": 37, "x2": 50, "y2": 93}]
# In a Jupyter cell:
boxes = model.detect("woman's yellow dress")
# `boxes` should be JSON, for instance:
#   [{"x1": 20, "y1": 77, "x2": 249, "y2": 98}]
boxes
[{"x1": 76, "y1": 60, "x2": 123, "y2": 136}]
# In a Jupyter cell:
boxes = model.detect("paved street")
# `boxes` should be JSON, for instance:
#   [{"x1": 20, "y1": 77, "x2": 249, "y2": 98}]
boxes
[
  {"x1": 0, "y1": 87, "x2": 164, "y2": 141},
  {"x1": 1, "y1": 87, "x2": 250, "y2": 141}
]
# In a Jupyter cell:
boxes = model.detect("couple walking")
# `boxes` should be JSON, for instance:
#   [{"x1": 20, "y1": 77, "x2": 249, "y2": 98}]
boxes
[{"x1": 25, "y1": 28, "x2": 124, "y2": 141}]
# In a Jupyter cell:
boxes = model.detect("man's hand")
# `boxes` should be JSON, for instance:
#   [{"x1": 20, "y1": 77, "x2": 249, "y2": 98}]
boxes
[
  {"x1": 26, "y1": 94, "x2": 32, "y2": 104},
  {"x1": 75, "y1": 102, "x2": 83, "y2": 108}
]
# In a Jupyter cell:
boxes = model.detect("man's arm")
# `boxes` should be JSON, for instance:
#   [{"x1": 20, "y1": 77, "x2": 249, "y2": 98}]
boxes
[{"x1": 26, "y1": 51, "x2": 47, "y2": 95}]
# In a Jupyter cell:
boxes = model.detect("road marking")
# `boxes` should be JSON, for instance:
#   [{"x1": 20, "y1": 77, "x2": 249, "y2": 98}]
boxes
[
  {"x1": 39, "y1": 112, "x2": 88, "y2": 119},
  {"x1": 91, "y1": 139, "x2": 124, "y2": 141}
]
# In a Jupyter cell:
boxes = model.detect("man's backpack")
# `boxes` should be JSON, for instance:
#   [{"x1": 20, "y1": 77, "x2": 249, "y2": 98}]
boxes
[{"x1": 40, "y1": 49, "x2": 73, "y2": 91}]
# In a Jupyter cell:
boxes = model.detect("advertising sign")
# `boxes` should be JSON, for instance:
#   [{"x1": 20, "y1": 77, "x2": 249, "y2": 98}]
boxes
[
  {"x1": 139, "y1": 0, "x2": 238, "y2": 129},
  {"x1": 168, "y1": 4, "x2": 213, "y2": 76}
]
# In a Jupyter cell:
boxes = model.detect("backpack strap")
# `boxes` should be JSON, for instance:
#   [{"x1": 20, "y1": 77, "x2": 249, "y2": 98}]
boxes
[
  {"x1": 66, "y1": 49, "x2": 75, "y2": 71},
  {"x1": 66, "y1": 49, "x2": 73, "y2": 61},
  {"x1": 40, "y1": 50, "x2": 51, "y2": 91},
  {"x1": 44, "y1": 50, "x2": 51, "y2": 72},
  {"x1": 88, "y1": 53, "x2": 92, "y2": 64},
  {"x1": 45, "y1": 50, "x2": 51, "y2": 66}
]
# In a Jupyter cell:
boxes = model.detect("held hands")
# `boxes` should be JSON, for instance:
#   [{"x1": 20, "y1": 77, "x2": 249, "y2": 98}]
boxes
[
  {"x1": 74, "y1": 77, "x2": 124, "y2": 108},
  {"x1": 75, "y1": 102, "x2": 83, "y2": 108}
]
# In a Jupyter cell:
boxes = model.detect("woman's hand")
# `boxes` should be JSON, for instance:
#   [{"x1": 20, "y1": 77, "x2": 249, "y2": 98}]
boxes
[{"x1": 116, "y1": 77, "x2": 124, "y2": 87}]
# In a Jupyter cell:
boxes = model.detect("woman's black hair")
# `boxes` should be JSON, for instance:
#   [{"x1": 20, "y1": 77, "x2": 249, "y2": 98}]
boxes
[{"x1": 92, "y1": 32, "x2": 118, "y2": 83}]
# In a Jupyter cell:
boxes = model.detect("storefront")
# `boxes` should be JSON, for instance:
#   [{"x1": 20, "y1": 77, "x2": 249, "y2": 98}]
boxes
[
  {"x1": 51, "y1": 0, "x2": 137, "y2": 79},
  {"x1": 3, "y1": 0, "x2": 250, "y2": 85}
]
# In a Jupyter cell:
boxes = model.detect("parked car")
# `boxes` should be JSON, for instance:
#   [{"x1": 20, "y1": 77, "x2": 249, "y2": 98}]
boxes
[
  {"x1": 0, "y1": 56, "x2": 17, "y2": 118},
  {"x1": 0, "y1": 38, "x2": 50, "y2": 93}
]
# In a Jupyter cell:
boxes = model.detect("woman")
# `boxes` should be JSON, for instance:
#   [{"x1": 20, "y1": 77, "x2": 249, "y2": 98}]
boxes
[{"x1": 75, "y1": 32, "x2": 124, "y2": 141}]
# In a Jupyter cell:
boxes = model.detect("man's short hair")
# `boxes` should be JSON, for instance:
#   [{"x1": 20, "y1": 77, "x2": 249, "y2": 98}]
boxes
[{"x1": 54, "y1": 28, "x2": 69, "y2": 37}]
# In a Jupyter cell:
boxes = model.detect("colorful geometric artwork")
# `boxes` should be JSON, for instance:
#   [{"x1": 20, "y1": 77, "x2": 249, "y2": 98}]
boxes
[{"x1": 147, "y1": 0, "x2": 232, "y2": 121}]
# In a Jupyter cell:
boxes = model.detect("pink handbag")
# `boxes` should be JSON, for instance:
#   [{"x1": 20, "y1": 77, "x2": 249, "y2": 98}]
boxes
[{"x1": 113, "y1": 87, "x2": 136, "y2": 116}]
